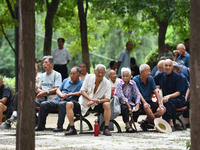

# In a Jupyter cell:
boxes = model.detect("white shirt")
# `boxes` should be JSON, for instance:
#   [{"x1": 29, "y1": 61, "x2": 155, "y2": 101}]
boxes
[
  {"x1": 79, "y1": 74, "x2": 111, "y2": 115},
  {"x1": 53, "y1": 48, "x2": 71, "y2": 65},
  {"x1": 109, "y1": 78, "x2": 121, "y2": 88}
]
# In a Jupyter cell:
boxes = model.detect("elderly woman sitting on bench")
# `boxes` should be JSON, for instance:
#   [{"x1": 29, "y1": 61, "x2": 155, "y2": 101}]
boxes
[{"x1": 114, "y1": 67, "x2": 140, "y2": 133}]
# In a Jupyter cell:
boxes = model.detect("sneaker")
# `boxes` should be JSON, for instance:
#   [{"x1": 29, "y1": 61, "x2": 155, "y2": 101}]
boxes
[
  {"x1": 140, "y1": 119, "x2": 148, "y2": 131},
  {"x1": 0, "y1": 122, "x2": 11, "y2": 129},
  {"x1": 7, "y1": 115, "x2": 17, "y2": 123},
  {"x1": 103, "y1": 129, "x2": 112, "y2": 136}
]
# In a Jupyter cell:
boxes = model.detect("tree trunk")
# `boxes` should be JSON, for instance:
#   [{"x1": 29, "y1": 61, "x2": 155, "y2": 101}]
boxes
[
  {"x1": 157, "y1": 21, "x2": 168, "y2": 58},
  {"x1": 17, "y1": 0, "x2": 35, "y2": 149},
  {"x1": 190, "y1": 0, "x2": 200, "y2": 149},
  {"x1": 43, "y1": 0, "x2": 59, "y2": 56},
  {"x1": 77, "y1": 0, "x2": 90, "y2": 73}
]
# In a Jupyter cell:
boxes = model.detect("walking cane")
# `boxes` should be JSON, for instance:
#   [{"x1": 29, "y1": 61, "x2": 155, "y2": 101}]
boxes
[{"x1": 130, "y1": 112, "x2": 138, "y2": 133}]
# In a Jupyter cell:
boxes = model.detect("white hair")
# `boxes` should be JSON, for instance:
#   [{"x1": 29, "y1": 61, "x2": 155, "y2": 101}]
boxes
[
  {"x1": 121, "y1": 67, "x2": 131, "y2": 76},
  {"x1": 177, "y1": 43, "x2": 186, "y2": 50},
  {"x1": 139, "y1": 64, "x2": 150, "y2": 73},
  {"x1": 95, "y1": 64, "x2": 106, "y2": 71}
]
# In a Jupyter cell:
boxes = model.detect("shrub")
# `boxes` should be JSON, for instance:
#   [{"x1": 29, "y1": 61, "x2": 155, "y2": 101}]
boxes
[
  {"x1": 2, "y1": 76, "x2": 15, "y2": 94},
  {"x1": 144, "y1": 48, "x2": 158, "y2": 69}
]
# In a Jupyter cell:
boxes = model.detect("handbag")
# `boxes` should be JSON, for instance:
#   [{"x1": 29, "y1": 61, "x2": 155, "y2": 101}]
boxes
[{"x1": 110, "y1": 95, "x2": 121, "y2": 120}]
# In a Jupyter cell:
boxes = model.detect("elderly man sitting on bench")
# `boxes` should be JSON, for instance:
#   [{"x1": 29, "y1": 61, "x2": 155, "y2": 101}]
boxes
[
  {"x1": 64, "y1": 64, "x2": 112, "y2": 136},
  {"x1": 133, "y1": 64, "x2": 166, "y2": 131},
  {"x1": 154, "y1": 59, "x2": 185, "y2": 131}
]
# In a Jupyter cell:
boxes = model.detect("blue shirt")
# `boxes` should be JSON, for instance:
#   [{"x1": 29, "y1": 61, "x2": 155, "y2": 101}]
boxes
[
  {"x1": 180, "y1": 64, "x2": 190, "y2": 82},
  {"x1": 154, "y1": 71, "x2": 184, "y2": 100},
  {"x1": 151, "y1": 66, "x2": 158, "y2": 77},
  {"x1": 177, "y1": 53, "x2": 190, "y2": 67},
  {"x1": 133, "y1": 75, "x2": 156, "y2": 102},
  {"x1": 118, "y1": 49, "x2": 130, "y2": 77},
  {"x1": 56, "y1": 78, "x2": 83, "y2": 101}
]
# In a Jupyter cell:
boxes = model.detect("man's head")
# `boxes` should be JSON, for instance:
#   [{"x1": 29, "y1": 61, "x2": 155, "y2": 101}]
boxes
[
  {"x1": 126, "y1": 41, "x2": 133, "y2": 52},
  {"x1": 57, "y1": 38, "x2": 65, "y2": 49},
  {"x1": 70, "y1": 66, "x2": 81, "y2": 83},
  {"x1": 0, "y1": 76, "x2": 3, "y2": 88},
  {"x1": 108, "y1": 69, "x2": 117, "y2": 83},
  {"x1": 172, "y1": 61, "x2": 182, "y2": 73},
  {"x1": 177, "y1": 43, "x2": 186, "y2": 56},
  {"x1": 139, "y1": 64, "x2": 151, "y2": 79},
  {"x1": 184, "y1": 38, "x2": 190, "y2": 49},
  {"x1": 164, "y1": 44, "x2": 170, "y2": 53},
  {"x1": 109, "y1": 61, "x2": 117, "y2": 70},
  {"x1": 157, "y1": 60, "x2": 165, "y2": 72},
  {"x1": 79, "y1": 63, "x2": 87, "y2": 75},
  {"x1": 163, "y1": 59, "x2": 173, "y2": 75},
  {"x1": 94, "y1": 64, "x2": 106, "y2": 81},
  {"x1": 121, "y1": 67, "x2": 131, "y2": 84},
  {"x1": 42, "y1": 56, "x2": 54, "y2": 72}
]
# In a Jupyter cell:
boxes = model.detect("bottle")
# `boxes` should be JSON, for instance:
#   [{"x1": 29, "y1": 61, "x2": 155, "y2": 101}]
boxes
[{"x1": 94, "y1": 119, "x2": 99, "y2": 136}]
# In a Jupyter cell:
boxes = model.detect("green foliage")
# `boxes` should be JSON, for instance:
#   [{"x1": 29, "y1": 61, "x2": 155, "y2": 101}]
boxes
[
  {"x1": 2, "y1": 76, "x2": 15, "y2": 94},
  {"x1": 186, "y1": 141, "x2": 190, "y2": 149},
  {"x1": 144, "y1": 48, "x2": 158, "y2": 69}
]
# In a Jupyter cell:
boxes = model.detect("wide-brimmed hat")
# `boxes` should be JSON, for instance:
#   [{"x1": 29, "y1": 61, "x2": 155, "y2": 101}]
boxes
[{"x1": 154, "y1": 118, "x2": 172, "y2": 133}]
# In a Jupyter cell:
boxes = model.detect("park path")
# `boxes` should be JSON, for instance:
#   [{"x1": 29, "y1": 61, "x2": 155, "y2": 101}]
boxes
[{"x1": 0, "y1": 114, "x2": 190, "y2": 150}]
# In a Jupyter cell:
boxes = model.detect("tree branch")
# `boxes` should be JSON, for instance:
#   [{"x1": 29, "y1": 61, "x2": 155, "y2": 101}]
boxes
[
  {"x1": 6, "y1": 0, "x2": 16, "y2": 19},
  {"x1": 0, "y1": 21, "x2": 16, "y2": 55},
  {"x1": 85, "y1": 0, "x2": 88, "y2": 17}
]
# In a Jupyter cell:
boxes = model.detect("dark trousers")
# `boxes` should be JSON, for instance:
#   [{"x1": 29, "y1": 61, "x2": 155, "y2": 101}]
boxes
[
  {"x1": 38, "y1": 100, "x2": 67, "y2": 127},
  {"x1": 163, "y1": 97, "x2": 184, "y2": 121},
  {"x1": 121, "y1": 104, "x2": 140, "y2": 123},
  {"x1": 183, "y1": 98, "x2": 190, "y2": 118},
  {"x1": 6, "y1": 92, "x2": 18, "y2": 119},
  {"x1": 54, "y1": 64, "x2": 68, "y2": 80}
]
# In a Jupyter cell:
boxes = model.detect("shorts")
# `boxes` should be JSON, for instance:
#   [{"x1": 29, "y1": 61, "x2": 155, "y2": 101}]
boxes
[{"x1": 140, "y1": 101, "x2": 159, "y2": 113}]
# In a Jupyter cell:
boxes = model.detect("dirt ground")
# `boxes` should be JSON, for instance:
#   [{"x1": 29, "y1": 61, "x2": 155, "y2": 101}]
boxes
[{"x1": 0, "y1": 114, "x2": 190, "y2": 150}]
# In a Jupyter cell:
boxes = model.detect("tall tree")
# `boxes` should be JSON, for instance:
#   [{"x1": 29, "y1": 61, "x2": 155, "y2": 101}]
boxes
[
  {"x1": 17, "y1": 0, "x2": 35, "y2": 149},
  {"x1": 190, "y1": 0, "x2": 200, "y2": 149},
  {"x1": 77, "y1": 0, "x2": 90, "y2": 72},
  {"x1": 43, "y1": 0, "x2": 59, "y2": 56}
]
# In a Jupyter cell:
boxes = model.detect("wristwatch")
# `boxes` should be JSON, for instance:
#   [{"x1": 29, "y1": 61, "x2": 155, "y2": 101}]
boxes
[{"x1": 47, "y1": 90, "x2": 49, "y2": 95}]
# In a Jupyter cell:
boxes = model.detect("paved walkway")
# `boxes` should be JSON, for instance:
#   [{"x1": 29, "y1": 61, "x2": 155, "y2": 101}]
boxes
[{"x1": 0, "y1": 114, "x2": 190, "y2": 150}]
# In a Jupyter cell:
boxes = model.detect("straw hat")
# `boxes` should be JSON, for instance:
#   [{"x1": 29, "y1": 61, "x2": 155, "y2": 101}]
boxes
[{"x1": 154, "y1": 118, "x2": 172, "y2": 133}]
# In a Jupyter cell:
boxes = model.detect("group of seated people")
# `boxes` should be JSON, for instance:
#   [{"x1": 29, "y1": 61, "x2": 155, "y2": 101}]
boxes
[{"x1": 0, "y1": 43, "x2": 190, "y2": 135}]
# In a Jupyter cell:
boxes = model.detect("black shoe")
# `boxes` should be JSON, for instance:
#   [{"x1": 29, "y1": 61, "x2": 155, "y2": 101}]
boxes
[
  {"x1": 53, "y1": 126, "x2": 63, "y2": 132},
  {"x1": 147, "y1": 122, "x2": 154, "y2": 129},
  {"x1": 64, "y1": 128, "x2": 77, "y2": 136},
  {"x1": 186, "y1": 124, "x2": 190, "y2": 128},
  {"x1": 138, "y1": 118, "x2": 148, "y2": 125},
  {"x1": 140, "y1": 119, "x2": 148, "y2": 131},
  {"x1": 171, "y1": 126, "x2": 176, "y2": 132},
  {"x1": 175, "y1": 124, "x2": 183, "y2": 131},
  {"x1": 35, "y1": 125, "x2": 45, "y2": 131}
]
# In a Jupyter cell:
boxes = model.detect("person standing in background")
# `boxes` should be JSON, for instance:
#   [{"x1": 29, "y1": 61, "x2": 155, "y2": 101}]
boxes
[
  {"x1": 117, "y1": 41, "x2": 133, "y2": 78},
  {"x1": 53, "y1": 38, "x2": 71, "y2": 80}
]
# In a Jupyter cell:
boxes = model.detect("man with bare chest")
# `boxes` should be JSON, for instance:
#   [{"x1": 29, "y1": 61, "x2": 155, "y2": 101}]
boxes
[{"x1": 64, "y1": 64, "x2": 112, "y2": 136}]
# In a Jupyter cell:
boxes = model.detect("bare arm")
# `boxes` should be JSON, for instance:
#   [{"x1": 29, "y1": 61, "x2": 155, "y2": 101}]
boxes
[
  {"x1": 154, "y1": 89, "x2": 162, "y2": 105},
  {"x1": 0, "y1": 97, "x2": 8, "y2": 105}
]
